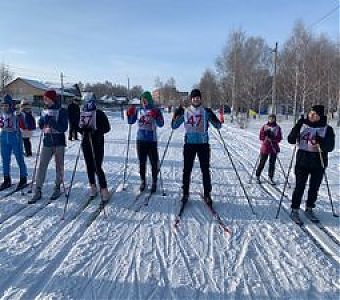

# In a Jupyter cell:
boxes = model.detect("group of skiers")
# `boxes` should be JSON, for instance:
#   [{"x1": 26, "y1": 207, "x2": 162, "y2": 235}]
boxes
[
  {"x1": 0, "y1": 88, "x2": 336, "y2": 223},
  {"x1": 0, "y1": 90, "x2": 112, "y2": 205}
]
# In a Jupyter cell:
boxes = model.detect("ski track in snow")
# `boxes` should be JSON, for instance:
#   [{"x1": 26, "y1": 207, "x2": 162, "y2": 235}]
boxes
[{"x1": 0, "y1": 112, "x2": 339, "y2": 300}]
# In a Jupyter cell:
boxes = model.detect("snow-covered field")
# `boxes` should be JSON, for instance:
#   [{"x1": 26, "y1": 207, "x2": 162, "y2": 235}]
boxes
[{"x1": 0, "y1": 112, "x2": 339, "y2": 300}]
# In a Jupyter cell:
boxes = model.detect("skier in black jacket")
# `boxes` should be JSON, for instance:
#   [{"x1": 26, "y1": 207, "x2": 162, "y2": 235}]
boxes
[
  {"x1": 288, "y1": 105, "x2": 335, "y2": 224},
  {"x1": 68, "y1": 97, "x2": 80, "y2": 141},
  {"x1": 78, "y1": 94, "x2": 111, "y2": 202}
]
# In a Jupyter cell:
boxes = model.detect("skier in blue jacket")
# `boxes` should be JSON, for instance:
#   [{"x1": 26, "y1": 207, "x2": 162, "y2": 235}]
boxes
[
  {"x1": 126, "y1": 91, "x2": 164, "y2": 193},
  {"x1": 0, "y1": 95, "x2": 28, "y2": 191},
  {"x1": 171, "y1": 89, "x2": 221, "y2": 207}
]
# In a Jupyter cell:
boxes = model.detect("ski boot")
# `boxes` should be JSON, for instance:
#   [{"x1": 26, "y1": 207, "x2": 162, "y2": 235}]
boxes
[
  {"x1": 101, "y1": 188, "x2": 110, "y2": 203},
  {"x1": 290, "y1": 209, "x2": 303, "y2": 226},
  {"x1": 268, "y1": 177, "x2": 276, "y2": 186},
  {"x1": 256, "y1": 176, "x2": 261, "y2": 184},
  {"x1": 50, "y1": 185, "x2": 62, "y2": 200},
  {"x1": 16, "y1": 177, "x2": 27, "y2": 190},
  {"x1": 304, "y1": 207, "x2": 319, "y2": 223},
  {"x1": 89, "y1": 184, "x2": 98, "y2": 198},
  {"x1": 0, "y1": 176, "x2": 11, "y2": 191},
  {"x1": 139, "y1": 180, "x2": 146, "y2": 192},
  {"x1": 150, "y1": 181, "x2": 157, "y2": 194},
  {"x1": 29, "y1": 188, "x2": 42, "y2": 204}
]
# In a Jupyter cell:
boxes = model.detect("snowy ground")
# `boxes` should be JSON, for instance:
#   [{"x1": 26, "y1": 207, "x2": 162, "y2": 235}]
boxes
[{"x1": 0, "y1": 112, "x2": 339, "y2": 300}]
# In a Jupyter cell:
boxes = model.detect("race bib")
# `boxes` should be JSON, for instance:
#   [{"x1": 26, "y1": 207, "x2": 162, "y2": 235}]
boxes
[
  {"x1": 0, "y1": 113, "x2": 17, "y2": 132},
  {"x1": 184, "y1": 107, "x2": 206, "y2": 134},
  {"x1": 79, "y1": 111, "x2": 96, "y2": 129},
  {"x1": 299, "y1": 125, "x2": 327, "y2": 152},
  {"x1": 138, "y1": 109, "x2": 155, "y2": 131}
]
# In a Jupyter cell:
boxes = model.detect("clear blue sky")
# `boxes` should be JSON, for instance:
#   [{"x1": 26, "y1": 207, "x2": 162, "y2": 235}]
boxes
[{"x1": 0, "y1": 0, "x2": 339, "y2": 92}]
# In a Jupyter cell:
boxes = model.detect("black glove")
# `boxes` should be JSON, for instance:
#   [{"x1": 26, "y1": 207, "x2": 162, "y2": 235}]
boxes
[
  {"x1": 296, "y1": 116, "x2": 305, "y2": 129},
  {"x1": 173, "y1": 106, "x2": 184, "y2": 119}
]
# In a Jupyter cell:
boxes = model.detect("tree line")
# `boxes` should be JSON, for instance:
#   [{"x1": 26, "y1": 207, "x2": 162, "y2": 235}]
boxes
[{"x1": 197, "y1": 21, "x2": 339, "y2": 117}]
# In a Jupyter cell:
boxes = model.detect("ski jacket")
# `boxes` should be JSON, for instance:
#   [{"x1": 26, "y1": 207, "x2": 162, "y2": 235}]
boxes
[
  {"x1": 38, "y1": 104, "x2": 68, "y2": 147},
  {"x1": 19, "y1": 111, "x2": 36, "y2": 138},
  {"x1": 68, "y1": 102, "x2": 80, "y2": 126},
  {"x1": 127, "y1": 106, "x2": 164, "y2": 142},
  {"x1": 78, "y1": 109, "x2": 110, "y2": 146},
  {"x1": 171, "y1": 105, "x2": 221, "y2": 144},
  {"x1": 288, "y1": 117, "x2": 335, "y2": 168},
  {"x1": 259, "y1": 122, "x2": 282, "y2": 155}
]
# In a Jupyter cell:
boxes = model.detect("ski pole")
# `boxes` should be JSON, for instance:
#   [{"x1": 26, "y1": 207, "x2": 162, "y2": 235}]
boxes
[
  {"x1": 158, "y1": 163, "x2": 166, "y2": 196},
  {"x1": 317, "y1": 144, "x2": 338, "y2": 217},
  {"x1": 275, "y1": 144, "x2": 297, "y2": 219},
  {"x1": 28, "y1": 130, "x2": 43, "y2": 194},
  {"x1": 277, "y1": 156, "x2": 291, "y2": 188},
  {"x1": 122, "y1": 124, "x2": 132, "y2": 190},
  {"x1": 217, "y1": 129, "x2": 256, "y2": 215},
  {"x1": 154, "y1": 129, "x2": 174, "y2": 196},
  {"x1": 61, "y1": 140, "x2": 82, "y2": 220},
  {"x1": 249, "y1": 154, "x2": 260, "y2": 183},
  {"x1": 88, "y1": 133, "x2": 107, "y2": 217},
  {"x1": 159, "y1": 129, "x2": 174, "y2": 171}
]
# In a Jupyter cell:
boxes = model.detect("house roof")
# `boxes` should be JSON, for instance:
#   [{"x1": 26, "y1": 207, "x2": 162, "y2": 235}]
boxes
[{"x1": 7, "y1": 77, "x2": 78, "y2": 97}]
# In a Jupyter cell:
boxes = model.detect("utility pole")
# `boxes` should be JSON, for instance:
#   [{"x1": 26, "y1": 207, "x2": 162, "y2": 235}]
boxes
[
  {"x1": 60, "y1": 72, "x2": 64, "y2": 106},
  {"x1": 127, "y1": 76, "x2": 130, "y2": 100},
  {"x1": 337, "y1": 88, "x2": 340, "y2": 127},
  {"x1": 271, "y1": 42, "x2": 278, "y2": 115}
]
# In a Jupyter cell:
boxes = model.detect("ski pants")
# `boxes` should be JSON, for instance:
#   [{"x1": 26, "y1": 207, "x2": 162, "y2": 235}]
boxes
[
  {"x1": 1, "y1": 132, "x2": 28, "y2": 178},
  {"x1": 82, "y1": 139, "x2": 107, "y2": 189},
  {"x1": 68, "y1": 124, "x2": 78, "y2": 141},
  {"x1": 23, "y1": 137, "x2": 32, "y2": 156},
  {"x1": 256, "y1": 153, "x2": 277, "y2": 179},
  {"x1": 35, "y1": 146, "x2": 65, "y2": 190},
  {"x1": 291, "y1": 165, "x2": 324, "y2": 209},
  {"x1": 136, "y1": 141, "x2": 159, "y2": 184},
  {"x1": 182, "y1": 143, "x2": 211, "y2": 197}
]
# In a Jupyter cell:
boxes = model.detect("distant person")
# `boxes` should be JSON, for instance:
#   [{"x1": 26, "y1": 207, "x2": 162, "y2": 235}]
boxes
[
  {"x1": 126, "y1": 91, "x2": 164, "y2": 193},
  {"x1": 19, "y1": 98, "x2": 36, "y2": 157},
  {"x1": 78, "y1": 94, "x2": 111, "y2": 202},
  {"x1": 67, "y1": 97, "x2": 80, "y2": 141},
  {"x1": 30, "y1": 90, "x2": 68, "y2": 203},
  {"x1": 288, "y1": 105, "x2": 335, "y2": 224},
  {"x1": 171, "y1": 89, "x2": 222, "y2": 208},
  {"x1": 255, "y1": 114, "x2": 282, "y2": 185},
  {"x1": 0, "y1": 95, "x2": 28, "y2": 191}
]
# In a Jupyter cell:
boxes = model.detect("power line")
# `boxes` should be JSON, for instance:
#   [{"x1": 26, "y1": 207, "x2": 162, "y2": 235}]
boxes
[{"x1": 309, "y1": 3, "x2": 340, "y2": 29}]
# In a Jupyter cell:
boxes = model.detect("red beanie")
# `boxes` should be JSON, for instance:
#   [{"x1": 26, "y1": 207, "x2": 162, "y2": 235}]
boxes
[{"x1": 44, "y1": 90, "x2": 57, "y2": 101}]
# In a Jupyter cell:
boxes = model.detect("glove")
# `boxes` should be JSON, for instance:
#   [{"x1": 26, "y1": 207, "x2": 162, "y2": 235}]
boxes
[
  {"x1": 296, "y1": 116, "x2": 304, "y2": 128},
  {"x1": 0, "y1": 117, "x2": 4, "y2": 128},
  {"x1": 173, "y1": 106, "x2": 184, "y2": 119},
  {"x1": 148, "y1": 108, "x2": 158, "y2": 119},
  {"x1": 314, "y1": 133, "x2": 323, "y2": 145},
  {"x1": 126, "y1": 106, "x2": 136, "y2": 117}
]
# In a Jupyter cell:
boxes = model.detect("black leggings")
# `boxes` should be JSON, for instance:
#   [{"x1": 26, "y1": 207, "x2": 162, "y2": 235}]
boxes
[
  {"x1": 82, "y1": 139, "x2": 107, "y2": 188},
  {"x1": 137, "y1": 141, "x2": 159, "y2": 184}
]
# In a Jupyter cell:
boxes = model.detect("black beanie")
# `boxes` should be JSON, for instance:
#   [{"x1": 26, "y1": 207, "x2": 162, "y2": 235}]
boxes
[
  {"x1": 311, "y1": 105, "x2": 325, "y2": 117},
  {"x1": 190, "y1": 89, "x2": 201, "y2": 99}
]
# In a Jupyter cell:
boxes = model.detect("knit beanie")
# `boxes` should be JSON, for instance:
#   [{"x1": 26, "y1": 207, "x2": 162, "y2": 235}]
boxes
[
  {"x1": 190, "y1": 89, "x2": 201, "y2": 99},
  {"x1": 141, "y1": 91, "x2": 153, "y2": 106},
  {"x1": 4, "y1": 94, "x2": 13, "y2": 106},
  {"x1": 311, "y1": 105, "x2": 325, "y2": 117},
  {"x1": 44, "y1": 90, "x2": 57, "y2": 102}
]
